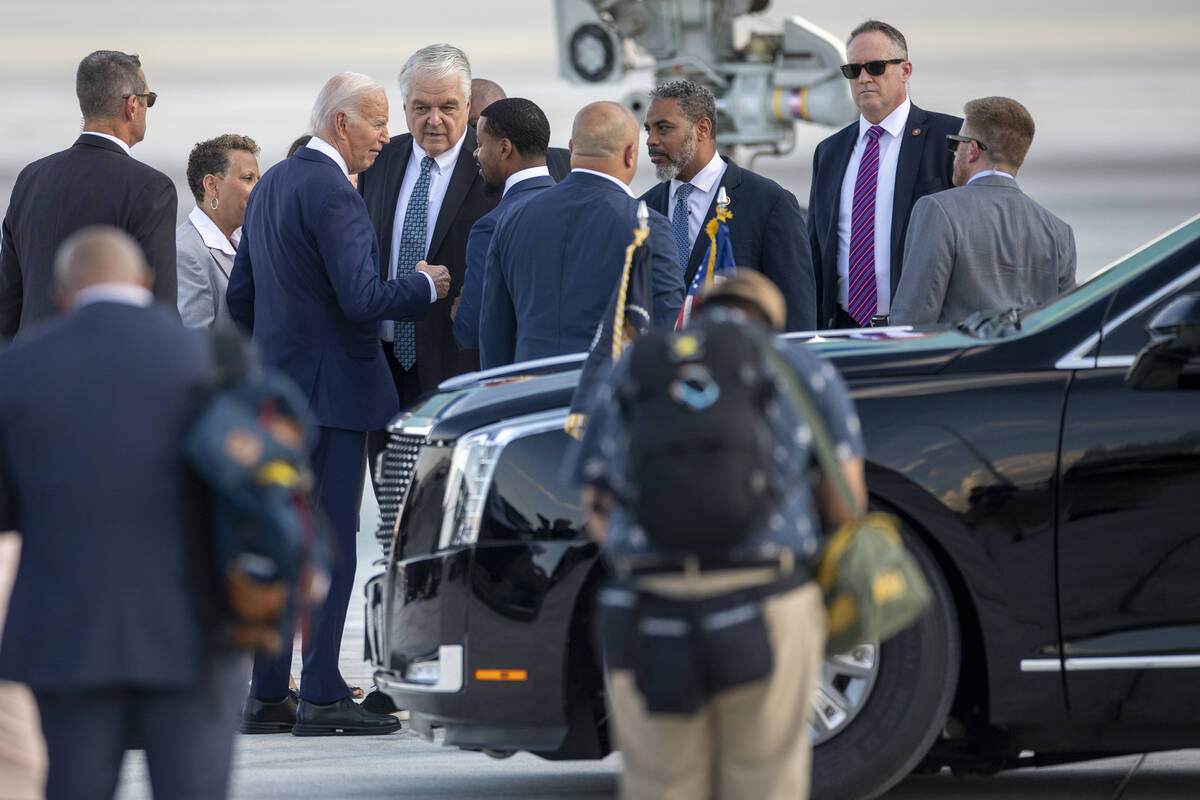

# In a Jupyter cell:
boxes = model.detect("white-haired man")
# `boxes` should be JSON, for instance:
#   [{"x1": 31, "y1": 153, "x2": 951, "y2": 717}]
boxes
[
  {"x1": 227, "y1": 72, "x2": 448, "y2": 736},
  {"x1": 359, "y1": 44, "x2": 497, "y2": 450}
]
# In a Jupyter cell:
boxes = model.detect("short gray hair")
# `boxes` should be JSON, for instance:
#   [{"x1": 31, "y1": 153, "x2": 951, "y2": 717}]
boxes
[
  {"x1": 398, "y1": 44, "x2": 470, "y2": 103},
  {"x1": 76, "y1": 50, "x2": 144, "y2": 120},
  {"x1": 650, "y1": 80, "x2": 718, "y2": 133},
  {"x1": 309, "y1": 72, "x2": 385, "y2": 134},
  {"x1": 847, "y1": 20, "x2": 908, "y2": 60}
]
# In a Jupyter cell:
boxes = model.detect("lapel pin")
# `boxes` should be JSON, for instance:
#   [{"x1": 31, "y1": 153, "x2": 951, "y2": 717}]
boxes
[{"x1": 912, "y1": 128, "x2": 921, "y2": 136}]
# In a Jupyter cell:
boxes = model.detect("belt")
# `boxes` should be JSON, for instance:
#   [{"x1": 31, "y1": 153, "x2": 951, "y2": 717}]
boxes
[{"x1": 614, "y1": 549, "x2": 797, "y2": 580}]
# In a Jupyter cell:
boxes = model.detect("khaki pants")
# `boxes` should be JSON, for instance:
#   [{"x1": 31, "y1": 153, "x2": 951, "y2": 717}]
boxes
[
  {"x1": 606, "y1": 576, "x2": 825, "y2": 800},
  {"x1": 0, "y1": 533, "x2": 48, "y2": 799}
]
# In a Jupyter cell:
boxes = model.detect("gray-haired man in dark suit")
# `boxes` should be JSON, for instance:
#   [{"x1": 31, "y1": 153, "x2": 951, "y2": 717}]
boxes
[{"x1": 891, "y1": 96, "x2": 1076, "y2": 326}]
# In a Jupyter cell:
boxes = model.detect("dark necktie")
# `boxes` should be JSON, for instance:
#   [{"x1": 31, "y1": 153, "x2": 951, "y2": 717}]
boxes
[
  {"x1": 394, "y1": 155, "x2": 434, "y2": 369},
  {"x1": 847, "y1": 125, "x2": 885, "y2": 326},
  {"x1": 672, "y1": 183, "x2": 695, "y2": 274}
]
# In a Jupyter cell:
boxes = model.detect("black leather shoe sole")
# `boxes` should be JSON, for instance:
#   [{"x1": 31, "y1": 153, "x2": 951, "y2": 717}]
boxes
[
  {"x1": 292, "y1": 716, "x2": 401, "y2": 736},
  {"x1": 240, "y1": 718, "x2": 295, "y2": 734}
]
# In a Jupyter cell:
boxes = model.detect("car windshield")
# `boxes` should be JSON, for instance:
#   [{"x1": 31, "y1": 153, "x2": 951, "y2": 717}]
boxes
[{"x1": 956, "y1": 215, "x2": 1200, "y2": 340}]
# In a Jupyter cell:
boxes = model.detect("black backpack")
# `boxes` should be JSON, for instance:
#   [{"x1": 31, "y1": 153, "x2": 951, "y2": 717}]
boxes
[{"x1": 617, "y1": 319, "x2": 782, "y2": 553}]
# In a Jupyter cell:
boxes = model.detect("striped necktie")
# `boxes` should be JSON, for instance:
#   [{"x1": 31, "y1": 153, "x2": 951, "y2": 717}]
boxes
[
  {"x1": 847, "y1": 125, "x2": 885, "y2": 326},
  {"x1": 394, "y1": 155, "x2": 434, "y2": 369},
  {"x1": 672, "y1": 183, "x2": 695, "y2": 274}
]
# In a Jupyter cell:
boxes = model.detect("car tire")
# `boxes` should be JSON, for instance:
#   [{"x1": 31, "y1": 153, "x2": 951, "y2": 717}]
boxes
[{"x1": 810, "y1": 524, "x2": 960, "y2": 800}]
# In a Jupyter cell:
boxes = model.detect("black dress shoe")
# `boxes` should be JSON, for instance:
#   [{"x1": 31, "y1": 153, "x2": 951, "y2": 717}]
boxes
[
  {"x1": 361, "y1": 688, "x2": 398, "y2": 714},
  {"x1": 240, "y1": 691, "x2": 298, "y2": 734},
  {"x1": 292, "y1": 696, "x2": 402, "y2": 736}
]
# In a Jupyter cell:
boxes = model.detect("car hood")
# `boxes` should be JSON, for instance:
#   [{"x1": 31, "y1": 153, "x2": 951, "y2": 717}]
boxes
[{"x1": 392, "y1": 326, "x2": 975, "y2": 440}]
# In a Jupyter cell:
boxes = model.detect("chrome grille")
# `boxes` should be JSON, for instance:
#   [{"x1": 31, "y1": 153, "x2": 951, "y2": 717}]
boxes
[{"x1": 375, "y1": 432, "x2": 424, "y2": 557}]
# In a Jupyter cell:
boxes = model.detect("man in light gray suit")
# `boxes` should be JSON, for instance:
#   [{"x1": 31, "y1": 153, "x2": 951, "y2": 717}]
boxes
[{"x1": 890, "y1": 96, "x2": 1075, "y2": 326}]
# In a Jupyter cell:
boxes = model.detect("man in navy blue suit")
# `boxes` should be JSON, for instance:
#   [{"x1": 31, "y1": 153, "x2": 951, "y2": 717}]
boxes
[
  {"x1": 0, "y1": 227, "x2": 244, "y2": 799},
  {"x1": 479, "y1": 102, "x2": 684, "y2": 369},
  {"x1": 807, "y1": 20, "x2": 961, "y2": 328},
  {"x1": 227, "y1": 73, "x2": 449, "y2": 735},
  {"x1": 452, "y1": 98, "x2": 556, "y2": 351},
  {"x1": 639, "y1": 80, "x2": 816, "y2": 331}
]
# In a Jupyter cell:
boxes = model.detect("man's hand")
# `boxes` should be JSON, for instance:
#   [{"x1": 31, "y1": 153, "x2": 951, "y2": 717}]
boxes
[
  {"x1": 417, "y1": 261, "x2": 451, "y2": 299},
  {"x1": 450, "y1": 292, "x2": 461, "y2": 321}
]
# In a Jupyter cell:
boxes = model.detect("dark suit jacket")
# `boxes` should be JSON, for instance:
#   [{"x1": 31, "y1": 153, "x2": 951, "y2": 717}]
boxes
[
  {"x1": 358, "y1": 129, "x2": 497, "y2": 391},
  {"x1": 453, "y1": 174, "x2": 555, "y2": 350},
  {"x1": 807, "y1": 104, "x2": 961, "y2": 327},
  {"x1": 640, "y1": 157, "x2": 816, "y2": 330},
  {"x1": 227, "y1": 146, "x2": 431, "y2": 432},
  {"x1": 546, "y1": 147, "x2": 572, "y2": 182},
  {"x1": 479, "y1": 171, "x2": 684, "y2": 369},
  {"x1": 0, "y1": 135, "x2": 178, "y2": 338},
  {"x1": 0, "y1": 301, "x2": 212, "y2": 689}
]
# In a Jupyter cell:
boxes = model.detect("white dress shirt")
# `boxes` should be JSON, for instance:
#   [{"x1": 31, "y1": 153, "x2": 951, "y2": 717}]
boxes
[
  {"x1": 187, "y1": 205, "x2": 239, "y2": 255},
  {"x1": 380, "y1": 135, "x2": 465, "y2": 340},
  {"x1": 668, "y1": 150, "x2": 727, "y2": 251},
  {"x1": 967, "y1": 169, "x2": 1015, "y2": 185},
  {"x1": 80, "y1": 131, "x2": 132, "y2": 156},
  {"x1": 305, "y1": 136, "x2": 349, "y2": 178},
  {"x1": 836, "y1": 97, "x2": 911, "y2": 315},
  {"x1": 571, "y1": 168, "x2": 634, "y2": 197},
  {"x1": 74, "y1": 283, "x2": 153, "y2": 309},
  {"x1": 503, "y1": 166, "x2": 551, "y2": 198}
]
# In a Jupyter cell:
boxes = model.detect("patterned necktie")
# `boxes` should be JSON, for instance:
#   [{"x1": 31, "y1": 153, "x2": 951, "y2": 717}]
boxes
[
  {"x1": 394, "y1": 156, "x2": 434, "y2": 369},
  {"x1": 672, "y1": 183, "x2": 695, "y2": 274},
  {"x1": 847, "y1": 125, "x2": 885, "y2": 326}
]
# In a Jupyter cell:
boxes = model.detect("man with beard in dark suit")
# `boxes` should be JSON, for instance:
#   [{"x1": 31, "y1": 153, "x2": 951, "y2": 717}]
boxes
[
  {"x1": 807, "y1": 20, "x2": 960, "y2": 328},
  {"x1": 639, "y1": 80, "x2": 816, "y2": 331},
  {"x1": 1, "y1": 50, "x2": 177, "y2": 338}
]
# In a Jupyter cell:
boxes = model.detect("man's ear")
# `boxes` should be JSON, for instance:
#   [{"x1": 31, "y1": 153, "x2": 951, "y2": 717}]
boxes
[
  {"x1": 696, "y1": 116, "x2": 713, "y2": 143},
  {"x1": 124, "y1": 94, "x2": 138, "y2": 122},
  {"x1": 624, "y1": 141, "x2": 636, "y2": 169},
  {"x1": 499, "y1": 138, "x2": 513, "y2": 161}
]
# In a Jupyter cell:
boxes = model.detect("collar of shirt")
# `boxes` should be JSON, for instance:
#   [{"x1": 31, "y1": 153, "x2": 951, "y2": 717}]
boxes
[
  {"x1": 668, "y1": 150, "x2": 727, "y2": 249},
  {"x1": 968, "y1": 169, "x2": 1016, "y2": 185},
  {"x1": 571, "y1": 167, "x2": 634, "y2": 197},
  {"x1": 503, "y1": 165, "x2": 551, "y2": 197},
  {"x1": 74, "y1": 283, "x2": 154, "y2": 309},
  {"x1": 306, "y1": 136, "x2": 349, "y2": 178},
  {"x1": 857, "y1": 97, "x2": 911, "y2": 143},
  {"x1": 80, "y1": 131, "x2": 132, "y2": 156},
  {"x1": 669, "y1": 150, "x2": 724, "y2": 202},
  {"x1": 412, "y1": 134, "x2": 466, "y2": 179},
  {"x1": 187, "y1": 205, "x2": 239, "y2": 256}
]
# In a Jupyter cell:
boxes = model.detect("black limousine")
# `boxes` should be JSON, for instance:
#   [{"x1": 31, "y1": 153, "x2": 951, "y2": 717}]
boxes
[{"x1": 365, "y1": 215, "x2": 1200, "y2": 799}]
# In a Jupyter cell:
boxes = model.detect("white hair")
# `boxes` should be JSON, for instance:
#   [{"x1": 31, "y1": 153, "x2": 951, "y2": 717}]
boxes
[
  {"x1": 398, "y1": 44, "x2": 471, "y2": 103},
  {"x1": 310, "y1": 72, "x2": 385, "y2": 134}
]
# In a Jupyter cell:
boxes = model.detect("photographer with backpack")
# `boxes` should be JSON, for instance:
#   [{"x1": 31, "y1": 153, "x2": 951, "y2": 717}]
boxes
[{"x1": 573, "y1": 270, "x2": 867, "y2": 800}]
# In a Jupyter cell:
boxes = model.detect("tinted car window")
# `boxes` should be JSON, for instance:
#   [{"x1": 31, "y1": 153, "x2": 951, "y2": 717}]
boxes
[{"x1": 1099, "y1": 272, "x2": 1200, "y2": 357}]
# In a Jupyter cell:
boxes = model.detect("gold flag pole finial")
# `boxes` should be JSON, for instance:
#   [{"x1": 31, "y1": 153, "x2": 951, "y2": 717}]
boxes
[
  {"x1": 636, "y1": 200, "x2": 649, "y2": 233},
  {"x1": 717, "y1": 186, "x2": 729, "y2": 213}
]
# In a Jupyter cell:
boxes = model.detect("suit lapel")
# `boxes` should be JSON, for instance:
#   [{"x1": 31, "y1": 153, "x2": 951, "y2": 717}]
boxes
[
  {"x1": 823, "y1": 125, "x2": 858, "y2": 256},
  {"x1": 891, "y1": 104, "x2": 929, "y2": 283},
  {"x1": 428, "y1": 128, "x2": 478, "y2": 259},
  {"x1": 642, "y1": 182, "x2": 669, "y2": 217},
  {"x1": 377, "y1": 137, "x2": 413, "y2": 279}
]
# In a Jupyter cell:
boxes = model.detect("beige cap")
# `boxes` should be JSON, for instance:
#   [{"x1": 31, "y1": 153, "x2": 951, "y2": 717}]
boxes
[{"x1": 694, "y1": 269, "x2": 786, "y2": 331}]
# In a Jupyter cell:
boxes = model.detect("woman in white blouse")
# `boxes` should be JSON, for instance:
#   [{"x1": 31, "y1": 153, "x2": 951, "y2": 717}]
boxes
[{"x1": 176, "y1": 135, "x2": 260, "y2": 328}]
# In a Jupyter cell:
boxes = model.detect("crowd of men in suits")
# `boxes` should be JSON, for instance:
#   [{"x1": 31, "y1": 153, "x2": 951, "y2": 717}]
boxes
[{"x1": 0, "y1": 18, "x2": 1077, "y2": 799}]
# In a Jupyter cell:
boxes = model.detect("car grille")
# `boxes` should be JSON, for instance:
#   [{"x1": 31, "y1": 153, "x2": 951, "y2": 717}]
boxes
[{"x1": 375, "y1": 432, "x2": 424, "y2": 558}]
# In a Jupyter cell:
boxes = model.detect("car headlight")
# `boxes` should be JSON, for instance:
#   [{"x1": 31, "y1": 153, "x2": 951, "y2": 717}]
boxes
[{"x1": 438, "y1": 410, "x2": 568, "y2": 549}]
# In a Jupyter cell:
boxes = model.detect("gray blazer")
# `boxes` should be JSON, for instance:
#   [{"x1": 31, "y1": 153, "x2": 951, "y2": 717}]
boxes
[
  {"x1": 176, "y1": 215, "x2": 234, "y2": 328},
  {"x1": 891, "y1": 174, "x2": 1076, "y2": 326}
]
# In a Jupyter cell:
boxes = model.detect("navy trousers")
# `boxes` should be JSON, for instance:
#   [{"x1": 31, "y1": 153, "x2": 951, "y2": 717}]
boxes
[
  {"x1": 35, "y1": 654, "x2": 246, "y2": 800},
  {"x1": 250, "y1": 425, "x2": 366, "y2": 704}
]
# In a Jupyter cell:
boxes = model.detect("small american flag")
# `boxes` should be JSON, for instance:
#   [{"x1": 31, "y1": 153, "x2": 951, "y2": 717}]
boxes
[{"x1": 676, "y1": 194, "x2": 735, "y2": 330}]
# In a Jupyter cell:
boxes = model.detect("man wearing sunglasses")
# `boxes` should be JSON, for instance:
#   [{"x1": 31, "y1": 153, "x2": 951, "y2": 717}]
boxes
[
  {"x1": 1, "y1": 50, "x2": 178, "y2": 339},
  {"x1": 806, "y1": 21, "x2": 960, "y2": 329},
  {"x1": 890, "y1": 97, "x2": 1076, "y2": 326}
]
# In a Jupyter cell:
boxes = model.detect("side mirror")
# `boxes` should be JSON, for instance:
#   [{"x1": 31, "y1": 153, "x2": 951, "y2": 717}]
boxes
[{"x1": 1125, "y1": 293, "x2": 1200, "y2": 390}]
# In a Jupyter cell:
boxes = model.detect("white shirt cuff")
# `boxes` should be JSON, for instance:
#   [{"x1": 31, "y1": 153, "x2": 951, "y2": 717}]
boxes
[{"x1": 421, "y1": 270, "x2": 436, "y2": 302}]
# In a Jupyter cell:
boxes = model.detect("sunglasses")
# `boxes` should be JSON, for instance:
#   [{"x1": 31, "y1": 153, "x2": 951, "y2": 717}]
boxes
[
  {"x1": 123, "y1": 91, "x2": 157, "y2": 108},
  {"x1": 839, "y1": 59, "x2": 905, "y2": 79},
  {"x1": 946, "y1": 134, "x2": 988, "y2": 154}
]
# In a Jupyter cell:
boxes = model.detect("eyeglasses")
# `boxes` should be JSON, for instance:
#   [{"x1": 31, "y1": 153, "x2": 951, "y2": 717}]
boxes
[
  {"x1": 946, "y1": 134, "x2": 988, "y2": 154},
  {"x1": 839, "y1": 59, "x2": 905, "y2": 79},
  {"x1": 123, "y1": 92, "x2": 157, "y2": 108}
]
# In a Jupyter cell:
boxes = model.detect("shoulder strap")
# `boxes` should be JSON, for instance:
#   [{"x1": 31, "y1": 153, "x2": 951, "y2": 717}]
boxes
[{"x1": 758, "y1": 342, "x2": 861, "y2": 515}]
